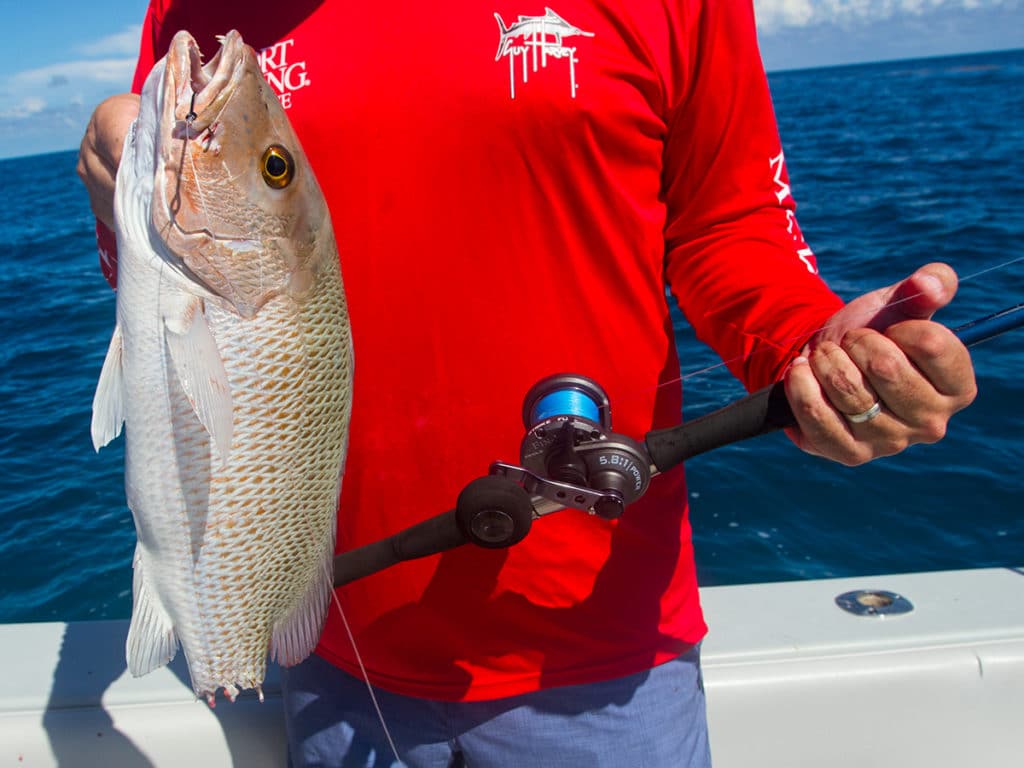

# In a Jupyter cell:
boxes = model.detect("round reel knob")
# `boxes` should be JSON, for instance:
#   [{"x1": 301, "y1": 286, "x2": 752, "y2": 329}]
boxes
[{"x1": 455, "y1": 475, "x2": 534, "y2": 549}]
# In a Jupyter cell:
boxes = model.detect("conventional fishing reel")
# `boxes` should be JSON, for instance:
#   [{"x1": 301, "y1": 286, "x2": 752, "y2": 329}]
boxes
[
  {"x1": 332, "y1": 367, "x2": 784, "y2": 587},
  {"x1": 455, "y1": 375, "x2": 653, "y2": 550}
]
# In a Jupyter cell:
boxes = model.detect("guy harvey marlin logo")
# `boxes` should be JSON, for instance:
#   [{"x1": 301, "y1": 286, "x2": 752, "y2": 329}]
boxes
[
  {"x1": 258, "y1": 39, "x2": 311, "y2": 109},
  {"x1": 494, "y1": 8, "x2": 594, "y2": 99}
]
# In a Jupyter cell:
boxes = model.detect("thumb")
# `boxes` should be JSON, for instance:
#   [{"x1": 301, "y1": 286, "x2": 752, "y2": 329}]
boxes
[
  {"x1": 883, "y1": 262, "x2": 958, "y2": 322},
  {"x1": 814, "y1": 263, "x2": 959, "y2": 345}
]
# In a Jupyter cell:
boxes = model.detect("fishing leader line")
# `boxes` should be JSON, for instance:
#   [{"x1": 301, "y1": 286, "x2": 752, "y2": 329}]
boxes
[{"x1": 322, "y1": 558, "x2": 405, "y2": 765}]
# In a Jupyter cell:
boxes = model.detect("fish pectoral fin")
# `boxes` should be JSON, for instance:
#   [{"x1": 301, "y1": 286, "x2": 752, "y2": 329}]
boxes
[
  {"x1": 164, "y1": 297, "x2": 234, "y2": 466},
  {"x1": 126, "y1": 546, "x2": 179, "y2": 676},
  {"x1": 91, "y1": 324, "x2": 126, "y2": 451}
]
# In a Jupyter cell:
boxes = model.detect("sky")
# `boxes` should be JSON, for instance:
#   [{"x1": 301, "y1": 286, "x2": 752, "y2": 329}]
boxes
[{"x1": 0, "y1": 0, "x2": 1021, "y2": 160}]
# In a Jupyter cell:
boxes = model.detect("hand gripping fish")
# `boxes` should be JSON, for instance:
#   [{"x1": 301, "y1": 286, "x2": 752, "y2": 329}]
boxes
[{"x1": 90, "y1": 30, "x2": 353, "y2": 704}]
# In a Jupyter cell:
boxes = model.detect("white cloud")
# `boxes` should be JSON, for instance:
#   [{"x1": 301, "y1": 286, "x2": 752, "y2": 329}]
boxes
[
  {"x1": 0, "y1": 26, "x2": 142, "y2": 157},
  {"x1": 755, "y1": 0, "x2": 817, "y2": 30},
  {"x1": 0, "y1": 24, "x2": 140, "y2": 123},
  {"x1": 0, "y1": 96, "x2": 47, "y2": 119},
  {"x1": 0, "y1": 56, "x2": 135, "y2": 120},
  {"x1": 76, "y1": 25, "x2": 143, "y2": 57},
  {"x1": 8, "y1": 59, "x2": 136, "y2": 91},
  {"x1": 754, "y1": 0, "x2": 1021, "y2": 31}
]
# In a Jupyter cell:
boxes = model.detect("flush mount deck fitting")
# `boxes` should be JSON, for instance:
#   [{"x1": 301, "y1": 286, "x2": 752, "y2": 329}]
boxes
[{"x1": 835, "y1": 589, "x2": 914, "y2": 618}]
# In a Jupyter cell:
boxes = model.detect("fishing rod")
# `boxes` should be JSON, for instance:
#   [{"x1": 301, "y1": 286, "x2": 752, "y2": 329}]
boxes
[{"x1": 332, "y1": 303, "x2": 1024, "y2": 588}]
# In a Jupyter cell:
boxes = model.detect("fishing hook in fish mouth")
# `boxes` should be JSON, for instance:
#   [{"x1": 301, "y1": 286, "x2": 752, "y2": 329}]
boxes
[{"x1": 167, "y1": 93, "x2": 197, "y2": 217}]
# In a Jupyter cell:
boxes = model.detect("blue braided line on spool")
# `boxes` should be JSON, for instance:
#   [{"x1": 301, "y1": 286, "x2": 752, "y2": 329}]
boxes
[{"x1": 530, "y1": 389, "x2": 600, "y2": 425}]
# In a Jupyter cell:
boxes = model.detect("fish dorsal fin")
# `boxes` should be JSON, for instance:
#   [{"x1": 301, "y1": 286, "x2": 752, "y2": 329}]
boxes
[
  {"x1": 163, "y1": 296, "x2": 234, "y2": 465},
  {"x1": 126, "y1": 544, "x2": 179, "y2": 676},
  {"x1": 91, "y1": 324, "x2": 126, "y2": 451}
]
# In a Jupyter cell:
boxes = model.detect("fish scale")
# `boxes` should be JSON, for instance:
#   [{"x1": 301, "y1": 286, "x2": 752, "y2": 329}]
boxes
[{"x1": 92, "y1": 29, "x2": 352, "y2": 702}]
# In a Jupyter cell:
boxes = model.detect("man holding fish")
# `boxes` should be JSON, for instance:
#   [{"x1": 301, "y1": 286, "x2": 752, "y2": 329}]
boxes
[{"x1": 78, "y1": 1, "x2": 976, "y2": 766}]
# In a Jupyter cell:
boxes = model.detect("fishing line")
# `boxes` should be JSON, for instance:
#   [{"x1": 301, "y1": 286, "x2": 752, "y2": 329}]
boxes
[
  {"x1": 323, "y1": 577, "x2": 406, "y2": 766},
  {"x1": 230, "y1": 272, "x2": 400, "y2": 756},
  {"x1": 138, "y1": 37, "x2": 427, "y2": 752},
  {"x1": 184, "y1": 100, "x2": 214, "y2": 228},
  {"x1": 181, "y1": 81, "x2": 242, "y2": 231},
  {"x1": 955, "y1": 253, "x2": 1024, "y2": 284},
  {"x1": 610, "y1": 252, "x2": 1024, "y2": 410}
]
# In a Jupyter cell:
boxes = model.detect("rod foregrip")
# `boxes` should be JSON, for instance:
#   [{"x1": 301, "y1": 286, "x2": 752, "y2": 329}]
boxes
[
  {"x1": 644, "y1": 304, "x2": 1024, "y2": 475},
  {"x1": 645, "y1": 381, "x2": 795, "y2": 473},
  {"x1": 333, "y1": 509, "x2": 467, "y2": 587}
]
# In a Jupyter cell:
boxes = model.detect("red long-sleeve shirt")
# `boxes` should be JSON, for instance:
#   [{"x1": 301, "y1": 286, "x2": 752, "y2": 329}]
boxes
[{"x1": 104, "y1": 0, "x2": 843, "y2": 701}]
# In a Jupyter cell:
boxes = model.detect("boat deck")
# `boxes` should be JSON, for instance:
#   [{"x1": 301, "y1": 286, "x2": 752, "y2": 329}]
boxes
[{"x1": 4, "y1": 567, "x2": 1023, "y2": 766}]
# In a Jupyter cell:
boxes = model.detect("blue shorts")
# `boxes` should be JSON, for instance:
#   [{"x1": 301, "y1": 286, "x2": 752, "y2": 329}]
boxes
[{"x1": 281, "y1": 644, "x2": 710, "y2": 767}]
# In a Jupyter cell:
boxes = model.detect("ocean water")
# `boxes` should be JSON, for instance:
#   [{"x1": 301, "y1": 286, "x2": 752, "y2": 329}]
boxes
[{"x1": 1, "y1": 49, "x2": 1022, "y2": 624}]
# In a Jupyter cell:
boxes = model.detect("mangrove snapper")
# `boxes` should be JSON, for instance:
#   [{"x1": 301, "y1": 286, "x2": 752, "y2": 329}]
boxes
[{"x1": 91, "y1": 30, "x2": 352, "y2": 703}]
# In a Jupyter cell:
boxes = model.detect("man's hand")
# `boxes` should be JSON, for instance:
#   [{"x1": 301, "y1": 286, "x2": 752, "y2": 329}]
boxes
[
  {"x1": 77, "y1": 93, "x2": 140, "y2": 230},
  {"x1": 784, "y1": 262, "x2": 977, "y2": 465}
]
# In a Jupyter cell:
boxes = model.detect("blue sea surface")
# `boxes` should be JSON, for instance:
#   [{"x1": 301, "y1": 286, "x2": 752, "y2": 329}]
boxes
[{"x1": 1, "y1": 49, "x2": 1022, "y2": 624}]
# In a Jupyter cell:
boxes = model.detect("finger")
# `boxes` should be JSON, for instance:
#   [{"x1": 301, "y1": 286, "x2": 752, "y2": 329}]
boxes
[
  {"x1": 807, "y1": 339, "x2": 879, "y2": 420},
  {"x1": 885, "y1": 320, "x2": 977, "y2": 403},
  {"x1": 811, "y1": 263, "x2": 959, "y2": 348},
  {"x1": 783, "y1": 356, "x2": 872, "y2": 466},
  {"x1": 841, "y1": 327, "x2": 943, "y2": 428}
]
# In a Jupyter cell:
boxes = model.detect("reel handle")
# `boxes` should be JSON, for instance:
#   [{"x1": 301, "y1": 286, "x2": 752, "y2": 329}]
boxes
[{"x1": 332, "y1": 476, "x2": 534, "y2": 587}]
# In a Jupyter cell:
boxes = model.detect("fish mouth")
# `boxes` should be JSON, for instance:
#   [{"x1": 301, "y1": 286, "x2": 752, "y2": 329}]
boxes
[
  {"x1": 158, "y1": 30, "x2": 259, "y2": 254},
  {"x1": 164, "y1": 29, "x2": 248, "y2": 137}
]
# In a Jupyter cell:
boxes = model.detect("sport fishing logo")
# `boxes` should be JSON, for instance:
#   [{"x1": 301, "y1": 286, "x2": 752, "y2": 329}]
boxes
[
  {"x1": 258, "y1": 38, "x2": 311, "y2": 109},
  {"x1": 494, "y1": 8, "x2": 595, "y2": 99}
]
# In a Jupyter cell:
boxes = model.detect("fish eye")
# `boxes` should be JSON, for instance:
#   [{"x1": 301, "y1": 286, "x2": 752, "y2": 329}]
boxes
[{"x1": 261, "y1": 145, "x2": 295, "y2": 189}]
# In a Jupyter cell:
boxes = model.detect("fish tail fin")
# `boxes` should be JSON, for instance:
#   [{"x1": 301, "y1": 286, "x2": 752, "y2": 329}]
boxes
[
  {"x1": 126, "y1": 545, "x2": 179, "y2": 676},
  {"x1": 494, "y1": 13, "x2": 511, "y2": 60},
  {"x1": 270, "y1": 543, "x2": 333, "y2": 667}
]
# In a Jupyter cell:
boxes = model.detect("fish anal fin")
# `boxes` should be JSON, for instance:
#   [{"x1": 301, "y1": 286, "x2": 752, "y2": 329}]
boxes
[
  {"x1": 91, "y1": 325, "x2": 126, "y2": 451},
  {"x1": 163, "y1": 297, "x2": 234, "y2": 466},
  {"x1": 270, "y1": 548, "x2": 333, "y2": 668},
  {"x1": 126, "y1": 546, "x2": 179, "y2": 677}
]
